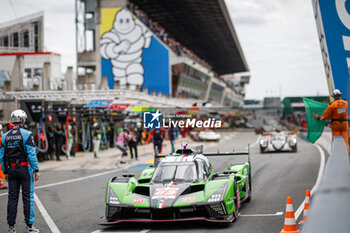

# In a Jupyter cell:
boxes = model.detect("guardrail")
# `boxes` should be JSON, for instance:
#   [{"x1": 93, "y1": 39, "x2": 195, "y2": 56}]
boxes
[{"x1": 302, "y1": 136, "x2": 350, "y2": 232}]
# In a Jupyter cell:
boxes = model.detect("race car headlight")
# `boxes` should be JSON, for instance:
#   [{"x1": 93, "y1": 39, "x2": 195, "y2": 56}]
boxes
[
  {"x1": 208, "y1": 193, "x2": 222, "y2": 202},
  {"x1": 289, "y1": 138, "x2": 297, "y2": 147},
  {"x1": 108, "y1": 187, "x2": 120, "y2": 205},
  {"x1": 207, "y1": 183, "x2": 227, "y2": 202},
  {"x1": 260, "y1": 139, "x2": 268, "y2": 148}
]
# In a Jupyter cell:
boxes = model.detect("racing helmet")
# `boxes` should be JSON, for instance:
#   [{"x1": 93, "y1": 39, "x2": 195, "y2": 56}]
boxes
[
  {"x1": 332, "y1": 89, "x2": 342, "y2": 98},
  {"x1": 10, "y1": 109, "x2": 27, "y2": 123}
]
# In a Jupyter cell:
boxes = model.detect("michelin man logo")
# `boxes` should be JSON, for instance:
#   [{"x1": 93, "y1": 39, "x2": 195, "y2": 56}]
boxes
[{"x1": 100, "y1": 8, "x2": 152, "y2": 89}]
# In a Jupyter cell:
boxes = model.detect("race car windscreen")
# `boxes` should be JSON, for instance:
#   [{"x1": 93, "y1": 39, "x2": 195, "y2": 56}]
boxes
[
  {"x1": 272, "y1": 134, "x2": 285, "y2": 141},
  {"x1": 151, "y1": 162, "x2": 199, "y2": 184}
]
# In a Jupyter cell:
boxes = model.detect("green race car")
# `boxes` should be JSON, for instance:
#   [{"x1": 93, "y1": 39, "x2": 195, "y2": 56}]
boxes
[{"x1": 100, "y1": 144, "x2": 251, "y2": 225}]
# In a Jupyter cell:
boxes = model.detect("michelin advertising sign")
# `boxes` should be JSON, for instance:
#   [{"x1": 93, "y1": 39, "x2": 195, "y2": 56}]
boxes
[
  {"x1": 100, "y1": 8, "x2": 170, "y2": 95},
  {"x1": 312, "y1": 0, "x2": 350, "y2": 102}
]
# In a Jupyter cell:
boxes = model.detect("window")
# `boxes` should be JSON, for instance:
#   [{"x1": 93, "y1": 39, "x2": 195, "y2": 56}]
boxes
[
  {"x1": 34, "y1": 22, "x2": 39, "y2": 51},
  {"x1": 13, "y1": 32, "x2": 19, "y2": 47},
  {"x1": 24, "y1": 68, "x2": 32, "y2": 79},
  {"x1": 33, "y1": 68, "x2": 42, "y2": 77},
  {"x1": 202, "y1": 162, "x2": 210, "y2": 179},
  {"x1": 23, "y1": 31, "x2": 29, "y2": 47},
  {"x1": 3, "y1": 36, "x2": 8, "y2": 46},
  {"x1": 151, "y1": 162, "x2": 198, "y2": 183}
]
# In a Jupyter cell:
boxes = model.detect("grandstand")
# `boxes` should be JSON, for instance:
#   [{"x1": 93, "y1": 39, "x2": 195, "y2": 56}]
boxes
[{"x1": 76, "y1": 0, "x2": 249, "y2": 107}]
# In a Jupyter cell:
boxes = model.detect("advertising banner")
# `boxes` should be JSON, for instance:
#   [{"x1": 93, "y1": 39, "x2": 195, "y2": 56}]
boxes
[
  {"x1": 107, "y1": 103, "x2": 130, "y2": 111},
  {"x1": 312, "y1": 0, "x2": 350, "y2": 102},
  {"x1": 100, "y1": 8, "x2": 170, "y2": 95},
  {"x1": 85, "y1": 100, "x2": 112, "y2": 108}
]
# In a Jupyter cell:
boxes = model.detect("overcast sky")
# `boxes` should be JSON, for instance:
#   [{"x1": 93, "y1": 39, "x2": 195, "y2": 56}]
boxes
[{"x1": 0, "y1": 0, "x2": 329, "y2": 99}]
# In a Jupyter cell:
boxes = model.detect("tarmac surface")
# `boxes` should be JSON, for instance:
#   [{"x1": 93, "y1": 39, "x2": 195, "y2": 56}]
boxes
[{"x1": 0, "y1": 129, "x2": 326, "y2": 233}]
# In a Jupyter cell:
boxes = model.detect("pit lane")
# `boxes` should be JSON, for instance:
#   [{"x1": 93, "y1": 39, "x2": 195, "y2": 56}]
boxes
[{"x1": 0, "y1": 130, "x2": 324, "y2": 233}]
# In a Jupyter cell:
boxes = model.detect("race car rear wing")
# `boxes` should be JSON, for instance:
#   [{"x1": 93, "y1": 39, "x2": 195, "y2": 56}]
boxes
[
  {"x1": 203, "y1": 144, "x2": 250, "y2": 165},
  {"x1": 154, "y1": 144, "x2": 250, "y2": 165}
]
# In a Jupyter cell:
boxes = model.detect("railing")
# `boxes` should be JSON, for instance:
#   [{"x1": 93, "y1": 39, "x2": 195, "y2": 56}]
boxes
[
  {"x1": 0, "y1": 90, "x2": 197, "y2": 107},
  {"x1": 302, "y1": 136, "x2": 350, "y2": 232}
]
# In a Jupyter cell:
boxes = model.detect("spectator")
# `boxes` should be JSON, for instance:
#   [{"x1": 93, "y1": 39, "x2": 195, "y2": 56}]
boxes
[
  {"x1": 116, "y1": 129, "x2": 128, "y2": 164},
  {"x1": 127, "y1": 128, "x2": 138, "y2": 160},
  {"x1": 127, "y1": 3, "x2": 213, "y2": 70}
]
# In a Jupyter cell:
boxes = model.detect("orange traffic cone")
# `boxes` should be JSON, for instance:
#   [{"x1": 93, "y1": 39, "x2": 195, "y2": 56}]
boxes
[
  {"x1": 299, "y1": 190, "x2": 311, "y2": 225},
  {"x1": 281, "y1": 196, "x2": 300, "y2": 233}
]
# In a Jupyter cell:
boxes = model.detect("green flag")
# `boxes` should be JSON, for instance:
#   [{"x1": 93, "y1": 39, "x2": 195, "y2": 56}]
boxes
[{"x1": 303, "y1": 97, "x2": 328, "y2": 143}]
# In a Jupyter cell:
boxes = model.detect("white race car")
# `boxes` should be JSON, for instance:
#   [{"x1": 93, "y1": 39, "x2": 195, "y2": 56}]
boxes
[
  {"x1": 198, "y1": 130, "x2": 221, "y2": 142},
  {"x1": 259, "y1": 132, "x2": 297, "y2": 153}
]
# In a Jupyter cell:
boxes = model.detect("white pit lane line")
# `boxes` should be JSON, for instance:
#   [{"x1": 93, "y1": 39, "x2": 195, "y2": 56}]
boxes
[
  {"x1": 239, "y1": 212, "x2": 283, "y2": 217},
  {"x1": 0, "y1": 170, "x2": 123, "y2": 232},
  {"x1": 245, "y1": 135, "x2": 260, "y2": 150},
  {"x1": 34, "y1": 193, "x2": 61, "y2": 233},
  {"x1": 0, "y1": 169, "x2": 122, "y2": 197}
]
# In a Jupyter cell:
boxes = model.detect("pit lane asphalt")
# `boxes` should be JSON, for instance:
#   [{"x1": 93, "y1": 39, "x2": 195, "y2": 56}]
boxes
[{"x1": 0, "y1": 130, "x2": 325, "y2": 233}]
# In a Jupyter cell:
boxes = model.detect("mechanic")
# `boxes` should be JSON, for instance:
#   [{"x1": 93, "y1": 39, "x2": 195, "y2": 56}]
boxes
[
  {"x1": 46, "y1": 126, "x2": 55, "y2": 160},
  {"x1": 54, "y1": 125, "x2": 64, "y2": 161},
  {"x1": 0, "y1": 110, "x2": 40, "y2": 233},
  {"x1": 168, "y1": 125, "x2": 178, "y2": 153},
  {"x1": 313, "y1": 89, "x2": 349, "y2": 150},
  {"x1": 92, "y1": 128, "x2": 101, "y2": 159},
  {"x1": 153, "y1": 128, "x2": 163, "y2": 154}
]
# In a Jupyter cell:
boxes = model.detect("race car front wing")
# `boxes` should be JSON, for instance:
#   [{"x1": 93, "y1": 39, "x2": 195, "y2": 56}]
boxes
[{"x1": 100, "y1": 202, "x2": 234, "y2": 225}]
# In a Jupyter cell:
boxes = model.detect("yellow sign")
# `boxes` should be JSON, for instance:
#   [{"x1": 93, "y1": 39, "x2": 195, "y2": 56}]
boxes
[{"x1": 100, "y1": 8, "x2": 121, "y2": 36}]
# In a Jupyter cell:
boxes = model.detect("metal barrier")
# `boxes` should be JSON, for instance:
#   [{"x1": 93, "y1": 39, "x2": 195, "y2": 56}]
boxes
[
  {"x1": 0, "y1": 90, "x2": 196, "y2": 107},
  {"x1": 302, "y1": 136, "x2": 350, "y2": 233}
]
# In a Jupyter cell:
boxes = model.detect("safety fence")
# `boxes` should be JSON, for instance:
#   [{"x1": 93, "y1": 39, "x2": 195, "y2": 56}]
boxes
[
  {"x1": 314, "y1": 128, "x2": 332, "y2": 154},
  {"x1": 301, "y1": 136, "x2": 350, "y2": 232}
]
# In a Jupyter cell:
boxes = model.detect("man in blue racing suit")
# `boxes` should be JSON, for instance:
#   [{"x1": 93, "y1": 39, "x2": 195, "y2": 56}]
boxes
[{"x1": 0, "y1": 110, "x2": 40, "y2": 233}]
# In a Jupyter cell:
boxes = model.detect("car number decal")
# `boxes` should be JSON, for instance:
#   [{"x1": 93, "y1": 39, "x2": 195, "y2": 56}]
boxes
[
  {"x1": 133, "y1": 198, "x2": 144, "y2": 204},
  {"x1": 181, "y1": 197, "x2": 195, "y2": 202},
  {"x1": 152, "y1": 188, "x2": 179, "y2": 199}
]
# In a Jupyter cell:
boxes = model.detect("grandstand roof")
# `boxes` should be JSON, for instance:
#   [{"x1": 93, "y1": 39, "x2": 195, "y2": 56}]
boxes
[{"x1": 130, "y1": 0, "x2": 249, "y2": 75}]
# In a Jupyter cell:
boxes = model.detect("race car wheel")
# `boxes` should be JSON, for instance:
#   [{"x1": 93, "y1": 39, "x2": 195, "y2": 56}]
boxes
[
  {"x1": 291, "y1": 145, "x2": 297, "y2": 152},
  {"x1": 260, "y1": 146, "x2": 265, "y2": 153},
  {"x1": 246, "y1": 173, "x2": 252, "y2": 202},
  {"x1": 233, "y1": 181, "x2": 239, "y2": 220}
]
